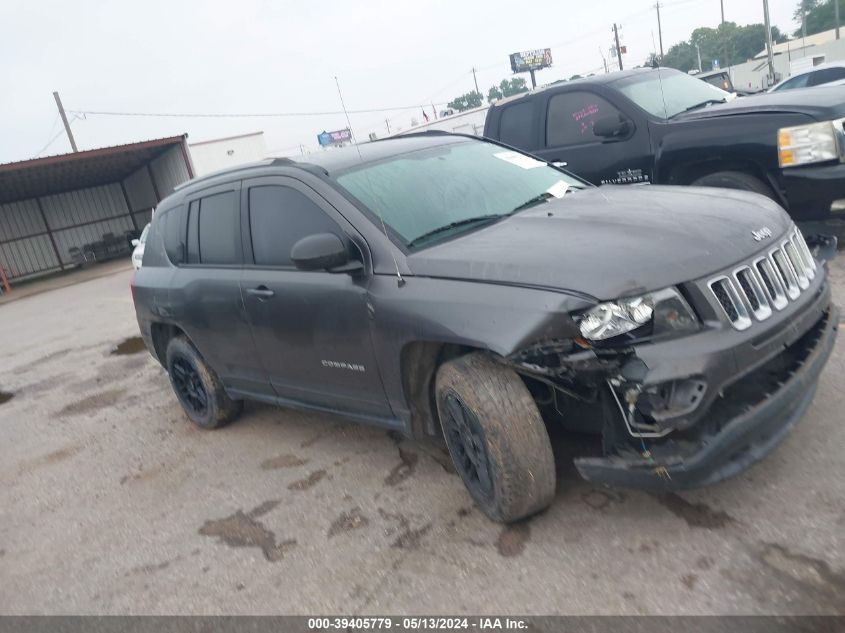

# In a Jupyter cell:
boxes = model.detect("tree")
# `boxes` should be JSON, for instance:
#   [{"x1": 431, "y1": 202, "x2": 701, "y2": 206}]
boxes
[
  {"x1": 487, "y1": 85, "x2": 503, "y2": 103},
  {"x1": 447, "y1": 90, "x2": 483, "y2": 112},
  {"x1": 793, "y1": 0, "x2": 845, "y2": 36},
  {"x1": 569, "y1": 74, "x2": 583, "y2": 80},
  {"x1": 500, "y1": 77, "x2": 528, "y2": 97},
  {"x1": 662, "y1": 21, "x2": 786, "y2": 73}
]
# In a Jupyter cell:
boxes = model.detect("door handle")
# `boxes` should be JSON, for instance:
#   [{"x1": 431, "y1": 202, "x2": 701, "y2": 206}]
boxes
[{"x1": 246, "y1": 286, "x2": 275, "y2": 299}]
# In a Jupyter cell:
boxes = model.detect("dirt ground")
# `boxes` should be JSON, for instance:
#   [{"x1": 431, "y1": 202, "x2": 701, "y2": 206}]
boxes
[{"x1": 1, "y1": 256, "x2": 843, "y2": 615}]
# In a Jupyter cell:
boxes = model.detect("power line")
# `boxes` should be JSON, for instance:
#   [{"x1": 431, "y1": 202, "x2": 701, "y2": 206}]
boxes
[
  {"x1": 66, "y1": 104, "x2": 433, "y2": 119},
  {"x1": 32, "y1": 112, "x2": 61, "y2": 156}
]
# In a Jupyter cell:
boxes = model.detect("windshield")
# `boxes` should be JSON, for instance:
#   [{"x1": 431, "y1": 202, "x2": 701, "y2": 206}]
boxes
[
  {"x1": 615, "y1": 70, "x2": 730, "y2": 119},
  {"x1": 335, "y1": 140, "x2": 586, "y2": 249}
]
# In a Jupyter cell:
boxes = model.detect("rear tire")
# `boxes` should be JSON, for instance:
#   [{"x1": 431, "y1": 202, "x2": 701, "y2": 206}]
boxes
[
  {"x1": 435, "y1": 352, "x2": 556, "y2": 523},
  {"x1": 691, "y1": 171, "x2": 776, "y2": 200},
  {"x1": 165, "y1": 336, "x2": 242, "y2": 429}
]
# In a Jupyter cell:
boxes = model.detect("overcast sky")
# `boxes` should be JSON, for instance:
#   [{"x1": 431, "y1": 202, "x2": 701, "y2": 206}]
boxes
[{"x1": 1, "y1": 0, "x2": 800, "y2": 164}]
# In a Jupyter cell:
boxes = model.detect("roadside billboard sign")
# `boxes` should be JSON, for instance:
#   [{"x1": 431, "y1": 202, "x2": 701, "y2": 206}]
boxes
[
  {"x1": 509, "y1": 49, "x2": 553, "y2": 73},
  {"x1": 317, "y1": 128, "x2": 352, "y2": 147}
]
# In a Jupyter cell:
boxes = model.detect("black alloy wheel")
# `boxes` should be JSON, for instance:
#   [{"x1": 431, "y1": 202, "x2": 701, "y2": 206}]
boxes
[
  {"x1": 170, "y1": 356, "x2": 209, "y2": 417},
  {"x1": 443, "y1": 392, "x2": 495, "y2": 501}
]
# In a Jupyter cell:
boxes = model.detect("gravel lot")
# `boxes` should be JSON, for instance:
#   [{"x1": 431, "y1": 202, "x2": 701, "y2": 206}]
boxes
[{"x1": 1, "y1": 256, "x2": 843, "y2": 615}]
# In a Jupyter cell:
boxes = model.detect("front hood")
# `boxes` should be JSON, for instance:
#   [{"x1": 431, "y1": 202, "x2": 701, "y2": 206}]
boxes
[
  {"x1": 673, "y1": 85, "x2": 845, "y2": 122},
  {"x1": 406, "y1": 186, "x2": 792, "y2": 300}
]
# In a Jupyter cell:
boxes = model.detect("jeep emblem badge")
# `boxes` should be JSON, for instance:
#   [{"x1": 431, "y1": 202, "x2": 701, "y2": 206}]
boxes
[{"x1": 752, "y1": 227, "x2": 773, "y2": 242}]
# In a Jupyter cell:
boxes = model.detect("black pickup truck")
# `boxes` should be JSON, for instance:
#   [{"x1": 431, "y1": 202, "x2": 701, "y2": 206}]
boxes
[{"x1": 483, "y1": 67, "x2": 845, "y2": 224}]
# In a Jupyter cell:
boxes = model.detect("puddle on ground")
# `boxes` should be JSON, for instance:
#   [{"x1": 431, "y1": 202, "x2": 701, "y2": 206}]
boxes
[
  {"x1": 112, "y1": 336, "x2": 145, "y2": 356},
  {"x1": 199, "y1": 500, "x2": 296, "y2": 562},
  {"x1": 0, "y1": 391, "x2": 13, "y2": 405},
  {"x1": 496, "y1": 522, "x2": 531, "y2": 557}
]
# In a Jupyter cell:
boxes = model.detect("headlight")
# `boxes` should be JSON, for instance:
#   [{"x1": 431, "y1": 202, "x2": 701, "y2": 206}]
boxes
[
  {"x1": 578, "y1": 287, "x2": 698, "y2": 342},
  {"x1": 778, "y1": 120, "x2": 841, "y2": 168}
]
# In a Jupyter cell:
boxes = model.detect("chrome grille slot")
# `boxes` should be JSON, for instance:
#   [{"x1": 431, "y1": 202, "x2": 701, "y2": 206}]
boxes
[
  {"x1": 792, "y1": 229, "x2": 816, "y2": 278},
  {"x1": 734, "y1": 266, "x2": 772, "y2": 321},
  {"x1": 708, "y1": 277, "x2": 752, "y2": 330},
  {"x1": 771, "y1": 249, "x2": 800, "y2": 300},
  {"x1": 784, "y1": 240, "x2": 809, "y2": 289},
  {"x1": 708, "y1": 225, "x2": 816, "y2": 330},
  {"x1": 754, "y1": 257, "x2": 788, "y2": 310}
]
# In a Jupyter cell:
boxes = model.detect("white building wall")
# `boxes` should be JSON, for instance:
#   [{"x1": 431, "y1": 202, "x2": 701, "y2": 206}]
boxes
[
  {"x1": 189, "y1": 132, "x2": 268, "y2": 175},
  {"x1": 391, "y1": 106, "x2": 490, "y2": 138},
  {"x1": 726, "y1": 36, "x2": 845, "y2": 92}
]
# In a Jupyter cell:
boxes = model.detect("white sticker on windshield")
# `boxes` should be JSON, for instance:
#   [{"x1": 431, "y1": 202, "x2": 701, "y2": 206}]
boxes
[
  {"x1": 493, "y1": 151, "x2": 545, "y2": 170},
  {"x1": 545, "y1": 180, "x2": 569, "y2": 198}
]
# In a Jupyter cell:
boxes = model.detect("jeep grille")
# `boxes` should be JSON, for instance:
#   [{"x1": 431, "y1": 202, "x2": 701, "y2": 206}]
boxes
[{"x1": 707, "y1": 228, "x2": 816, "y2": 330}]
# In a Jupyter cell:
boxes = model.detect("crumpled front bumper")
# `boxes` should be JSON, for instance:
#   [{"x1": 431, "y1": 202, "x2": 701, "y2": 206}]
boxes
[{"x1": 574, "y1": 302, "x2": 839, "y2": 491}]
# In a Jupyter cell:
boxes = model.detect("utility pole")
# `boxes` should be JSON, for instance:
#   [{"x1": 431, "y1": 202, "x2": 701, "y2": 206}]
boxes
[
  {"x1": 599, "y1": 46, "x2": 609, "y2": 73},
  {"x1": 696, "y1": 43, "x2": 703, "y2": 72},
  {"x1": 655, "y1": 2, "x2": 664, "y2": 59},
  {"x1": 836, "y1": 0, "x2": 841, "y2": 40},
  {"x1": 763, "y1": 0, "x2": 776, "y2": 85},
  {"x1": 613, "y1": 23, "x2": 624, "y2": 70},
  {"x1": 472, "y1": 67, "x2": 480, "y2": 95},
  {"x1": 431, "y1": 102, "x2": 438, "y2": 119},
  {"x1": 52, "y1": 91, "x2": 77, "y2": 152},
  {"x1": 385, "y1": 119, "x2": 391, "y2": 135},
  {"x1": 720, "y1": 0, "x2": 725, "y2": 24}
]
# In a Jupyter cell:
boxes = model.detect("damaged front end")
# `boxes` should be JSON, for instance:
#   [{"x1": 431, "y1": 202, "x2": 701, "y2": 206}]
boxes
[{"x1": 505, "y1": 282, "x2": 838, "y2": 491}]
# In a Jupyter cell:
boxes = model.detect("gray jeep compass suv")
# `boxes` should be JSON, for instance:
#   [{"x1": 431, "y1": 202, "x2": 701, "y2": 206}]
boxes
[{"x1": 131, "y1": 133, "x2": 838, "y2": 523}]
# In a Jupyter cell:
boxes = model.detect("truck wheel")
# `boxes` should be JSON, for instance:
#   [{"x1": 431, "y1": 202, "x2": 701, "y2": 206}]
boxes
[
  {"x1": 165, "y1": 336, "x2": 243, "y2": 429},
  {"x1": 691, "y1": 171, "x2": 776, "y2": 200},
  {"x1": 435, "y1": 352, "x2": 556, "y2": 523}
]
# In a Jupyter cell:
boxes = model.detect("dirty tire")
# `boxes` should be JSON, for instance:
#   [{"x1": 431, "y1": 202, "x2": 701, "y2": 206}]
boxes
[
  {"x1": 165, "y1": 336, "x2": 242, "y2": 429},
  {"x1": 691, "y1": 171, "x2": 776, "y2": 200},
  {"x1": 435, "y1": 352, "x2": 556, "y2": 523}
]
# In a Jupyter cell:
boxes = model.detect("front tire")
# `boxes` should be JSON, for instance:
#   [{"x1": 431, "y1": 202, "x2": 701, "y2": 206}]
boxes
[
  {"x1": 691, "y1": 171, "x2": 776, "y2": 200},
  {"x1": 435, "y1": 352, "x2": 556, "y2": 523},
  {"x1": 165, "y1": 336, "x2": 242, "y2": 429}
]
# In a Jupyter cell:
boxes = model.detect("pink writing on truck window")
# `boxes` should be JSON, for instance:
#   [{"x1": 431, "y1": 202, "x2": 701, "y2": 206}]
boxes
[{"x1": 572, "y1": 103, "x2": 600, "y2": 135}]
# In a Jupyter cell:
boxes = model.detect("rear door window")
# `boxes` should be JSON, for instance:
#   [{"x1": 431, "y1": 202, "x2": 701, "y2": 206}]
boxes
[
  {"x1": 546, "y1": 91, "x2": 622, "y2": 147},
  {"x1": 497, "y1": 101, "x2": 535, "y2": 150}
]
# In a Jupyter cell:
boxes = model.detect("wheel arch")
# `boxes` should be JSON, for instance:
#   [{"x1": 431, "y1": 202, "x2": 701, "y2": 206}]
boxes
[
  {"x1": 398, "y1": 340, "x2": 483, "y2": 439},
  {"x1": 667, "y1": 159, "x2": 784, "y2": 205},
  {"x1": 149, "y1": 322, "x2": 189, "y2": 367}
]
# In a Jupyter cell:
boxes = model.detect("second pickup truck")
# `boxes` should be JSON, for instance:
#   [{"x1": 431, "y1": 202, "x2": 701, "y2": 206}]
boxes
[{"x1": 483, "y1": 67, "x2": 845, "y2": 224}]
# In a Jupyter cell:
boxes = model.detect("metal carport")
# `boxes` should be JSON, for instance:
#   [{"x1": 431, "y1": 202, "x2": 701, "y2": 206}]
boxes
[{"x1": 0, "y1": 135, "x2": 193, "y2": 282}]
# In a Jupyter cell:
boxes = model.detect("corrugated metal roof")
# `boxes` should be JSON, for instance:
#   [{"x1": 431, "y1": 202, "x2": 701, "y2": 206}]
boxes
[{"x1": 0, "y1": 135, "x2": 187, "y2": 204}]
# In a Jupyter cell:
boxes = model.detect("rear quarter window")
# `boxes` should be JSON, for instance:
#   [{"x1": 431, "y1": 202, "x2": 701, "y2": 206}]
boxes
[{"x1": 161, "y1": 205, "x2": 185, "y2": 265}]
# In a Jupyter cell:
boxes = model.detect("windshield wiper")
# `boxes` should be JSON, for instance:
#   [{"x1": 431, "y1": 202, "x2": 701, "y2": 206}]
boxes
[
  {"x1": 670, "y1": 98, "x2": 727, "y2": 118},
  {"x1": 510, "y1": 192, "x2": 555, "y2": 214},
  {"x1": 407, "y1": 215, "x2": 504, "y2": 248}
]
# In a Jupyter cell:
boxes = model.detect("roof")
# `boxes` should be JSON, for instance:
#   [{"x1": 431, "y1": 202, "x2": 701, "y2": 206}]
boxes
[
  {"x1": 487, "y1": 67, "x2": 665, "y2": 109},
  {"x1": 291, "y1": 134, "x2": 469, "y2": 173},
  {"x1": 0, "y1": 135, "x2": 187, "y2": 204},
  {"x1": 189, "y1": 131, "x2": 264, "y2": 147},
  {"x1": 174, "y1": 134, "x2": 472, "y2": 194}
]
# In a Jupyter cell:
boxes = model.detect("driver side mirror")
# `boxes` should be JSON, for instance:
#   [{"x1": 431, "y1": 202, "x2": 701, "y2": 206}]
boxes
[
  {"x1": 131, "y1": 239, "x2": 140, "y2": 247},
  {"x1": 593, "y1": 114, "x2": 632, "y2": 140},
  {"x1": 290, "y1": 233, "x2": 363, "y2": 273}
]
